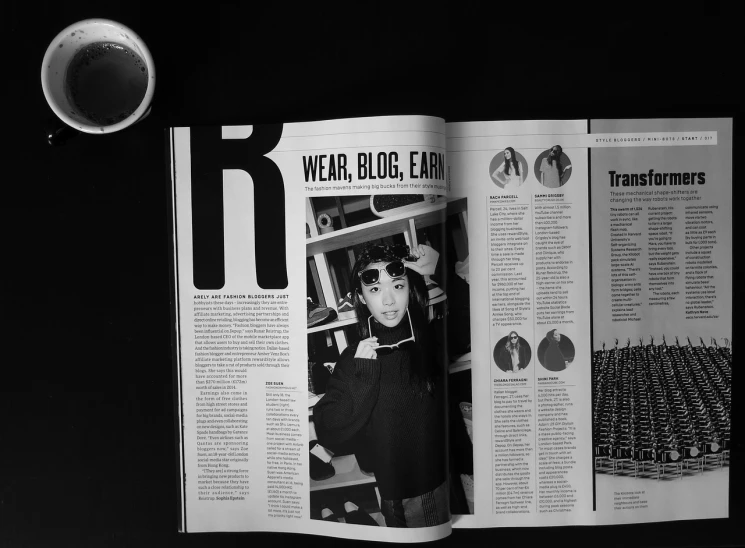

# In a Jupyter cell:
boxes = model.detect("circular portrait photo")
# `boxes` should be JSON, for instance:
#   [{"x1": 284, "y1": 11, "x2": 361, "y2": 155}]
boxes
[
  {"x1": 537, "y1": 329, "x2": 575, "y2": 371},
  {"x1": 493, "y1": 331, "x2": 532, "y2": 372},
  {"x1": 533, "y1": 145, "x2": 572, "y2": 189},
  {"x1": 488, "y1": 147, "x2": 528, "y2": 190}
]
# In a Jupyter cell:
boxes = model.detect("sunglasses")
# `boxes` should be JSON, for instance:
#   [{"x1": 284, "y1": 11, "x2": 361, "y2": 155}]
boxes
[
  {"x1": 510, "y1": 336, "x2": 518, "y2": 340},
  {"x1": 358, "y1": 260, "x2": 406, "y2": 286},
  {"x1": 368, "y1": 308, "x2": 416, "y2": 356}
]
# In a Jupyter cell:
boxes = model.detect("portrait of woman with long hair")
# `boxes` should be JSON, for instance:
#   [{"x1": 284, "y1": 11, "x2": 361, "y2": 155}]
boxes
[
  {"x1": 491, "y1": 147, "x2": 526, "y2": 190},
  {"x1": 495, "y1": 331, "x2": 530, "y2": 372},
  {"x1": 539, "y1": 145, "x2": 572, "y2": 188}
]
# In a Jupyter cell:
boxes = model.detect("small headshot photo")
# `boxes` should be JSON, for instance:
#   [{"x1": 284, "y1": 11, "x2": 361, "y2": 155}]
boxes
[
  {"x1": 493, "y1": 331, "x2": 532, "y2": 373},
  {"x1": 537, "y1": 329, "x2": 575, "y2": 372},
  {"x1": 534, "y1": 145, "x2": 572, "y2": 188},
  {"x1": 488, "y1": 147, "x2": 528, "y2": 190}
]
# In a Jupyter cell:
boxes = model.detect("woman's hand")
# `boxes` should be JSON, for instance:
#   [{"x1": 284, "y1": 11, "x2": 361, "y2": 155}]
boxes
[
  {"x1": 403, "y1": 244, "x2": 439, "y2": 276},
  {"x1": 355, "y1": 337, "x2": 379, "y2": 360}
]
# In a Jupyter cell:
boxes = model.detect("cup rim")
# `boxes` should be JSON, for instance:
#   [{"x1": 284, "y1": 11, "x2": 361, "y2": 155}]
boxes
[{"x1": 41, "y1": 18, "x2": 156, "y2": 134}]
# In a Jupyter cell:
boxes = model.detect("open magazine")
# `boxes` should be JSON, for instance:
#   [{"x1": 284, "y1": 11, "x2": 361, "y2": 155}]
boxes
[{"x1": 167, "y1": 116, "x2": 732, "y2": 542}]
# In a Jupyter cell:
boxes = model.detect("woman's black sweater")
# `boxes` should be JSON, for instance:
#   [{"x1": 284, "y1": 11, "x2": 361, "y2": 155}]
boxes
[{"x1": 313, "y1": 319, "x2": 447, "y2": 501}]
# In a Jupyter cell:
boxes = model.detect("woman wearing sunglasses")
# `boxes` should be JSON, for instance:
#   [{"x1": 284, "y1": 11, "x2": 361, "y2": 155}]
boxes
[
  {"x1": 495, "y1": 331, "x2": 529, "y2": 373},
  {"x1": 313, "y1": 243, "x2": 449, "y2": 528}
]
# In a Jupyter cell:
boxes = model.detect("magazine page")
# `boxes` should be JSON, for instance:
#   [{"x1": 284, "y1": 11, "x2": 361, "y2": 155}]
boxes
[
  {"x1": 169, "y1": 115, "x2": 459, "y2": 541},
  {"x1": 445, "y1": 120, "x2": 594, "y2": 527},
  {"x1": 589, "y1": 118, "x2": 732, "y2": 523},
  {"x1": 445, "y1": 118, "x2": 732, "y2": 529}
]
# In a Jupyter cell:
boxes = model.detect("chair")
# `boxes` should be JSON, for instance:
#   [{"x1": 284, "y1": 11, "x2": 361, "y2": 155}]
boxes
[
  {"x1": 654, "y1": 448, "x2": 682, "y2": 480},
  {"x1": 594, "y1": 444, "x2": 613, "y2": 473},
  {"x1": 702, "y1": 441, "x2": 722, "y2": 469},
  {"x1": 681, "y1": 445, "x2": 703, "y2": 475},
  {"x1": 721, "y1": 438, "x2": 731, "y2": 466},
  {"x1": 611, "y1": 445, "x2": 633, "y2": 476},
  {"x1": 632, "y1": 447, "x2": 655, "y2": 477}
]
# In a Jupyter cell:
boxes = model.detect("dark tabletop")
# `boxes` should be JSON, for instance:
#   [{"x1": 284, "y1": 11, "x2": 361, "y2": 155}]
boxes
[{"x1": 4, "y1": 2, "x2": 743, "y2": 547}]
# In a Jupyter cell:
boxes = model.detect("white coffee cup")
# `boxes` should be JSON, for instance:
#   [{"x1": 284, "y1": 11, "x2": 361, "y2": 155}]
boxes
[{"x1": 41, "y1": 19, "x2": 156, "y2": 134}]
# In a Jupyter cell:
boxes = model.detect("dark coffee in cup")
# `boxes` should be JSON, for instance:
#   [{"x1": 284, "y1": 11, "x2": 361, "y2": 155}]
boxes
[
  {"x1": 43, "y1": 19, "x2": 155, "y2": 136},
  {"x1": 65, "y1": 42, "x2": 149, "y2": 126}
]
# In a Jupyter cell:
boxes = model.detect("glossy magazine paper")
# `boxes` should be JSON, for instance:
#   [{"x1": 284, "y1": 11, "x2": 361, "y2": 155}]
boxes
[{"x1": 168, "y1": 116, "x2": 731, "y2": 538}]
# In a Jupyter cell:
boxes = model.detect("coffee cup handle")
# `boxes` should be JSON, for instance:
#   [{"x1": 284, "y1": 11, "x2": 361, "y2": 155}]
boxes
[
  {"x1": 138, "y1": 104, "x2": 153, "y2": 123},
  {"x1": 46, "y1": 119, "x2": 80, "y2": 146}
]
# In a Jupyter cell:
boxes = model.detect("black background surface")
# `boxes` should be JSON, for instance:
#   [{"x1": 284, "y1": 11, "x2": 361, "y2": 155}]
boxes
[{"x1": 3, "y1": 2, "x2": 743, "y2": 547}]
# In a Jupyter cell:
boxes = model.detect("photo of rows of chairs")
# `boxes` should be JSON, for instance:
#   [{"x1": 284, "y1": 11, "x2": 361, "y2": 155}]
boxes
[{"x1": 593, "y1": 336, "x2": 731, "y2": 480}]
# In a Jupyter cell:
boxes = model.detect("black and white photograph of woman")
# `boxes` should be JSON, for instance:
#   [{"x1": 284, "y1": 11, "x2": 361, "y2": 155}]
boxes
[
  {"x1": 535, "y1": 145, "x2": 572, "y2": 188},
  {"x1": 489, "y1": 147, "x2": 528, "y2": 190},
  {"x1": 537, "y1": 329, "x2": 576, "y2": 371},
  {"x1": 313, "y1": 243, "x2": 450, "y2": 528},
  {"x1": 494, "y1": 331, "x2": 532, "y2": 372}
]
